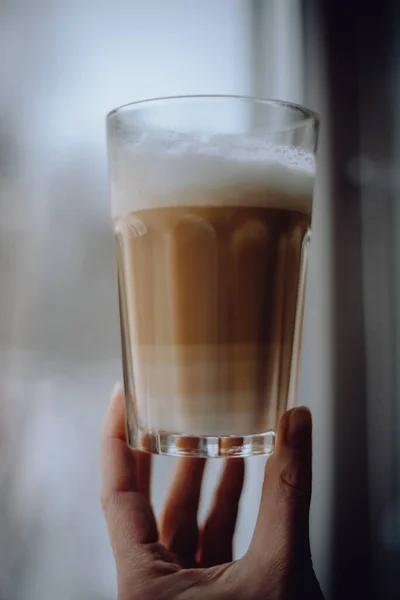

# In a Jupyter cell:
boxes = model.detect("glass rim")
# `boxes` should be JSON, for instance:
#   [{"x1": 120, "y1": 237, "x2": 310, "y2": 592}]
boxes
[{"x1": 106, "y1": 94, "x2": 320, "y2": 127}]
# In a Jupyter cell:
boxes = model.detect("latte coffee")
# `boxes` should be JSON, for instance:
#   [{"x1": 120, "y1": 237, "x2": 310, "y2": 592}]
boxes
[{"x1": 112, "y1": 136, "x2": 315, "y2": 448}]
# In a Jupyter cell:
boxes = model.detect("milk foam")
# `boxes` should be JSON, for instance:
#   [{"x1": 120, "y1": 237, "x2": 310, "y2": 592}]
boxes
[{"x1": 110, "y1": 133, "x2": 316, "y2": 217}]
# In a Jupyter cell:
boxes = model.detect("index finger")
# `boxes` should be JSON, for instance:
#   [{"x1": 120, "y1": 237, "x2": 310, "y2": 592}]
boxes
[{"x1": 100, "y1": 384, "x2": 158, "y2": 558}]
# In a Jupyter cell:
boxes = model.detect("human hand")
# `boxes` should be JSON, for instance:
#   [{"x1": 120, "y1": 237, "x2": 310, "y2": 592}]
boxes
[{"x1": 100, "y1": 386, "x2": 324, "y2": 599}]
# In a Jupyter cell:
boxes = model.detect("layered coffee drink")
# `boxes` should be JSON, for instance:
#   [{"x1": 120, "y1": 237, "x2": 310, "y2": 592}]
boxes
[{"x1": 111, "y1": 134, "x2": 315, "y2": 453}]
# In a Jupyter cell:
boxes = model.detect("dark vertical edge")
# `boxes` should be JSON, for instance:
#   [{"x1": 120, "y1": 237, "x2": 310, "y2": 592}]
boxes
[
  {"x1": 304, "y1": 0, "x2": 374, "y2": 598},
  {"x1": 323, "y1": 2, "x2": 374, "y2": 598},
  {"x1": 357, "y1": 3, "x2": 399, "y2": 599},
  {"x1": 394, "y1": 7, "x2": 400, "y2": 589}
]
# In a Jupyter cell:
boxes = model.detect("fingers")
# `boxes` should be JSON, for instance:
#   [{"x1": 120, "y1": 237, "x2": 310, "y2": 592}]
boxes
[
  {"x1": 160, "y1": 457, "x2": 206, "y2": 567},
  {"x1": 100, "y1": 385, "x2": 158, "y2": 562},
  {"x1": 199, "y1": 458, "x2": 245, "y2": 567},
  {"x1": 248, "y1": 407, "x2": 313, "y2": 566}
]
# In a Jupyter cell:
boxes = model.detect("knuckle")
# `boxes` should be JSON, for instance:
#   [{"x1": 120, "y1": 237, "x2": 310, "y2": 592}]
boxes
[
  {"x1": 100, "y1": 492, "x2": 115, "y2": 514},
  {"x1": 100, "y1": 489, "x2": 124, "y2": 514},
  {"x1": 100, "y1": 492, "x2": 109, "y2": 513},
  {"x1": 279, "y1": 462, "x2": 311, "y2": 501}
]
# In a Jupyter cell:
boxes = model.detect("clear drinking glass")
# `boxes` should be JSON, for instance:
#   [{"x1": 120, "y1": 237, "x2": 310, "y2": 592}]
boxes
[{"x1": 107, "y1": 96, "x2": 319, "y2": 457}]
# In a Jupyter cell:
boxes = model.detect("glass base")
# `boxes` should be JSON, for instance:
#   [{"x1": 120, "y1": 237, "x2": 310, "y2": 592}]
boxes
[{"x1": 132, "y1": 430, "x2": 276, "y2": 458}]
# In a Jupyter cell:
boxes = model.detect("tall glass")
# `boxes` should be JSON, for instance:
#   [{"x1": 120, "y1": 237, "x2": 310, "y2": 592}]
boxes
[{"x1": 107, "y1": 96, "x2": 319, "y2": 457}]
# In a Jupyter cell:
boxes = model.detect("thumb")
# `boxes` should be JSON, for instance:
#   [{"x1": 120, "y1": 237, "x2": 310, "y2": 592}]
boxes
[{"x1": 248, "y1": 407, "x2": 313, "y2": 566}]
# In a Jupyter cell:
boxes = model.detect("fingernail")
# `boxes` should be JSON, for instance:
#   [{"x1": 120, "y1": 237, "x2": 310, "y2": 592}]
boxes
[{"x1": 286, "y1": 407, "x2": 312, "y2": 450}]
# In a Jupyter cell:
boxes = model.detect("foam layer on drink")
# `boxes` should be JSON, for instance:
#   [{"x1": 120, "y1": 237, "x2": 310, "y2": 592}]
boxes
[{"x1": 110, "y1": 133, "x2": 316, "y2": 217}]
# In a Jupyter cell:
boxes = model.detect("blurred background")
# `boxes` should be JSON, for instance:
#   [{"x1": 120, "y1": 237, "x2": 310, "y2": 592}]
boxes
[{"x1": 0, "y1": 1, "x2": 399, "y2": 599}]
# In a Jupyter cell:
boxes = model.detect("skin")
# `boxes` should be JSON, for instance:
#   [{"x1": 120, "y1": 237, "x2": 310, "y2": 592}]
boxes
[{"x1": 100, "y1": 385, "x2": 325, "y2": 600}]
